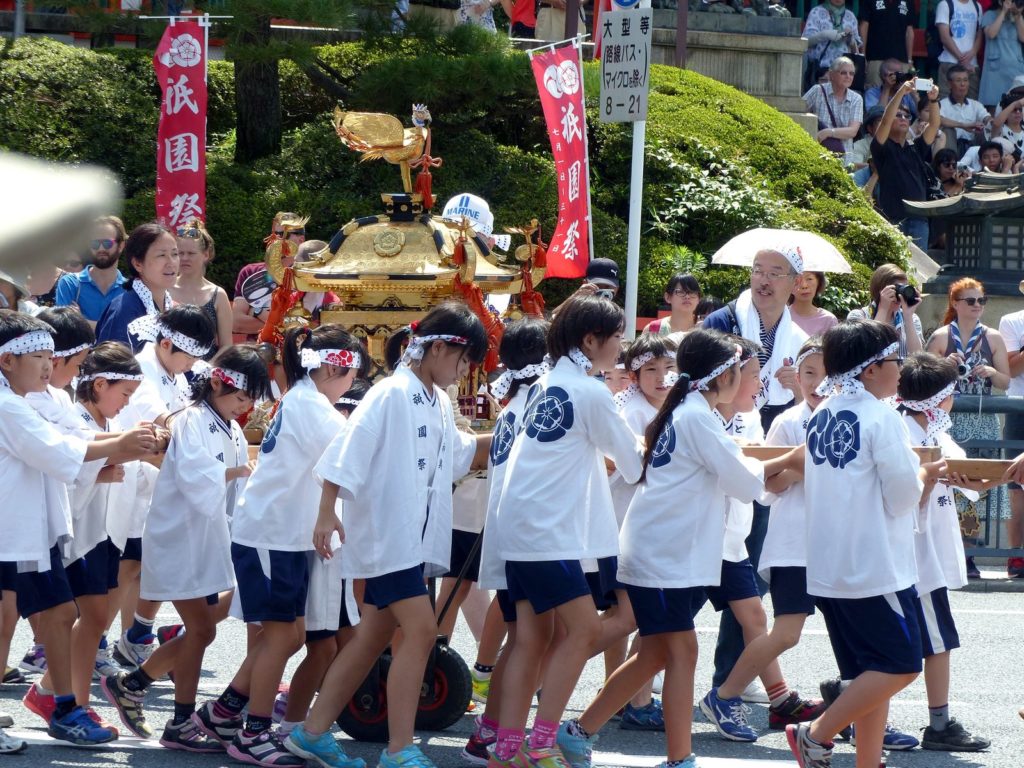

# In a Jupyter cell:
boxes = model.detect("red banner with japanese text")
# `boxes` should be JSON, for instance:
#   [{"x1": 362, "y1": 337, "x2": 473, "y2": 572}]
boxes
[
  {"x1": 530, "y1": 42, "x2": 591, "y2": 278},
  {"x1": 154, "y1": 20, "x2": 207, "y2": 229}
]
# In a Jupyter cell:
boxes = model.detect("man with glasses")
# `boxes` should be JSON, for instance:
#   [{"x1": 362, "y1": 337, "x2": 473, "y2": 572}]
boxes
[
  {"x1": 858, "y1": 0, "x2": 914, "y2": 89},
  {"x1": 231, "y1": 211, "x2": 307, "y2": 343},
  {"x1": 939, "y1": 64, "x2": 991, "y2": 156},
  {"x1": 865, "y1": 59, "x2": 919, "y2": 119},
  {"x1": 872, "y1": 79, "x2": 941, "y2": 250},
  {"x1": 54, "y1": 215, "x2": 127, "y2": 327}
]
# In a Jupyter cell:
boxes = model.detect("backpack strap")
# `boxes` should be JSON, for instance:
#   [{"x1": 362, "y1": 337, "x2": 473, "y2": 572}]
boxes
[{"x1": 726, "y1": 300, "x2": 740, "y2": 335}]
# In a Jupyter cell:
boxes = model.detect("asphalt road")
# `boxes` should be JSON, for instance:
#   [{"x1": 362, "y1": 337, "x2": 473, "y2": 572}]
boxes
[{"x1": 0, "y1": 585, "x2": 1018, "y2": 768}]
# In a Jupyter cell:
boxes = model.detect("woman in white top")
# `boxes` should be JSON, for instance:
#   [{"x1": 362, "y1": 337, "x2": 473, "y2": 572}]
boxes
[{"x1": 287, "y1": 302, "x2": 489, "y2": 768}]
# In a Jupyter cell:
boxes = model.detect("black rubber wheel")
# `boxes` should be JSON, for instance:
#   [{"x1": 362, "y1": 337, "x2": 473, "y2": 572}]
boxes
[
  {"x1": 336, "y1": 653, "x2": 391, "y2": 742},
  {"x1": 334, "y1": 643, "x2": 472, "y2": 741},
  {"x1": 414, "y1": 643, "x2": 472, "y2": 732}
]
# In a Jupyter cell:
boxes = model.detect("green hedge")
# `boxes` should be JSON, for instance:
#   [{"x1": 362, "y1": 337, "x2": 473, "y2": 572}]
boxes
[{"x1": 0, "y1": 32, "x2": 905, "y2": 315}]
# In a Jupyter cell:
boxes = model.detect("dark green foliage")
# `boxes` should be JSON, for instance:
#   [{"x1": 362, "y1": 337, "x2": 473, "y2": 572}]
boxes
[{"x1": 1, "y1": 32, "x2": 899, "y2": 315}]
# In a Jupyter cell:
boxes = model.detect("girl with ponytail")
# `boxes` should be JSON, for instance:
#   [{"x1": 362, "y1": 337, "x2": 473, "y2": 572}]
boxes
[{"x1": 558, "y1": 328, "x2": 788, "y2": 768}]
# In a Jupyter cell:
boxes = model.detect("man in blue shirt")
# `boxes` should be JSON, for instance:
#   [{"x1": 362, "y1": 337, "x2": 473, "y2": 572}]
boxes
[{"x1": 55, "y1": 215, "x2": 127, "y2": 326}]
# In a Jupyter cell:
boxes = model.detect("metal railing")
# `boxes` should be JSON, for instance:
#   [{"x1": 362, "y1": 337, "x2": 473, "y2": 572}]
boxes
[{"x1": 951, "y1": 395, "x2": 1024, "y2": 558}]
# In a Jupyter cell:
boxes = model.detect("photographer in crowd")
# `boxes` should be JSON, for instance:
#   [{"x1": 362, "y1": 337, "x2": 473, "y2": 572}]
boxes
[{"x1": 847, "y1": 263, "x2": 925, "y2": 356}]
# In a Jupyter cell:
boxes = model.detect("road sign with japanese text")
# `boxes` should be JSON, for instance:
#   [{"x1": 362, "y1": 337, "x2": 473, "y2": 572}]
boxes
[{"x1": 599, "y1": 9, "x2": 652, "y2": 123}]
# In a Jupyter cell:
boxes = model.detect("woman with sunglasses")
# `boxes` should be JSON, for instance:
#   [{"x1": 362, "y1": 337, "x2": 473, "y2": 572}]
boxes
[
  {"x1": 645, "y1": 273, "x2": 701, "y2": 336},
  {"x1": 927, "y1": 277, "x2": 1011, "y2": 578},
  {"x1": 171, "y1": 219, "x2": 232, "y2": 350}
]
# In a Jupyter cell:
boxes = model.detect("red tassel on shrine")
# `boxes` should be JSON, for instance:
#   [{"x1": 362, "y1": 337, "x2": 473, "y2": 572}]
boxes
[{"x1": 415, "y1": 171, "x2": 434, "y2": 211}]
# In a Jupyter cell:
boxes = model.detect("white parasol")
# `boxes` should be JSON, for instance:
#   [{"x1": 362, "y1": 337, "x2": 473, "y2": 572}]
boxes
[{"x1": 711, "y1": 228, "x2": 852, "y2": 274}]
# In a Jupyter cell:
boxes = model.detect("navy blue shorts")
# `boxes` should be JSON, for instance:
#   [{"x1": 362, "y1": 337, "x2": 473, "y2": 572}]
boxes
[
  {"x1": 626, "y1": 584, "x2": 707, "y2": 636},
  {"x1": 587, "y1": 556, "x2": 622, "y2": 611},
  {"x1": 16, "y1": 546, "x2": 74, "y2": 619},
  {"x1": 915, "y1": 587, "x2": 960, "y2": 657},
  {"x1": 704, "y1": 559, "x2": 760, "y2": 612},
  {"x1": 818, "y1": 587, "x2": 923, "y2": 678},
  {"x1": 232, "y1": 544, "x2": 309, "y2": 623},
  {"x1": 496, "y1": 589, "x2": 516, "y2": 623},
  {"x1": 65, "y1": 538, "x2": 120, "y2": 598},
  {"x1": 505, "y1": 559, "x2": 591, "y2": 615},
  {"x1": 444, "y1": 529, "x2": 482, "y2": 582},
  {"x1": 769, "y1": 567, "x2": 816, "y2": 617},
  {"x1": 121, "y1": 537, "x2": 142, "y2": 562},
  {"x1": 363, "y1": 565, "x2": 427, "y2": 610},
  {"x1": 0, "y1": 562, "x2": 16, "y2": 593}
]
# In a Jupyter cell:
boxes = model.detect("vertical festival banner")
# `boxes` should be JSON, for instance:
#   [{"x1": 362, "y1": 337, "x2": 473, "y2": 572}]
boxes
[
  {"x1": 154, "y1": 20, "x2": 207, "y2": 228},
  {"x1": 530, "y1": 41, "x2": 592, "y2": 278}
]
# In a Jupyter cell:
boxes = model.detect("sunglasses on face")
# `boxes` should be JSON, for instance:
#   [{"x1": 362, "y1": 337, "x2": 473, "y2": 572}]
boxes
[
  {"x1": 176, "y1": 227, "x2": 202, "y2": 239},
  {"x1": 90, "y1": 239, "x2": 117, "y2": 250},
  {"x1": 959, "y1": 296, "x2": 988, "y2": 306},
  {"x1": 895, "y1": 112, "x2": 911, "y2": 120},
  {"x1": 940, "y1": 161, "x2": 956, "y2": 167}
]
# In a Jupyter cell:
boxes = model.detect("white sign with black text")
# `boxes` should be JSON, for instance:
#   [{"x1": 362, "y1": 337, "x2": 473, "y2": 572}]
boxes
[{"x1": 599, "y1": 8, "x2": 652, "y2": 123}]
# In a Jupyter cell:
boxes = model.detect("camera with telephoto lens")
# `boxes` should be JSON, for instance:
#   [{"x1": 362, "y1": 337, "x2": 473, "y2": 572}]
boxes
[{"x1": 892, "y1": 283, "x2": 921, "y2": 306}]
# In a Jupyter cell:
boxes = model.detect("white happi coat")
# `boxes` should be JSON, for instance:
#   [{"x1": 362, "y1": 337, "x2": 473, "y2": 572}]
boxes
[{"x1": 65, "y1": 406, "x2": 123, "y2": 563}]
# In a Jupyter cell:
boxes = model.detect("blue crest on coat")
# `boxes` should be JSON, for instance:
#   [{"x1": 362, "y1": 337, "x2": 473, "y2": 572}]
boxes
[
  {"x1": 260, "y1": 405, "x2": 284, "y2": 454},
  {"x1": 490, "y1": 411, "x2": 518, "y2": 466},
  {"x1": 650, "y1": 421, "x2": 675, "y2": 468},
  {"x1": 524, "y1": 386, "x2": 574, "y2": 443},
  {"x1": 807, "y1": 408, "x2": 860, "y2": 469}
]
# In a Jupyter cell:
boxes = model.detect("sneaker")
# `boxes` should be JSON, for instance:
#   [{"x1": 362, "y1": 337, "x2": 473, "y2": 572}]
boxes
[
  {"x1": 786, "y1": 723, "x2": 832, "y2": 768},
  {"x1": 619, "y1": 700, "x2": 665, "y2": 731},
  {"x1": 99, "y1": 673, "x2": 152, "y2": 738},
  {"x1": 1009, "y1": 557, "x2": 1024, "y2": 578},
  {"x1": 93, "y1": 644, "x2": 123, "y2": 680},
  {"x1": 157, "y1": 624, "x2": 185, "y2": 645},
  {"x1": 0, "y1": 712, "x2": 12, "y2": 728},
  {"x1": 273, "y1": 685, "x2": 289, "y2": 724},
  {"x1": 0, "y1": 728, "x2": 26, "y2": 754},
  {"x1": 471, "y1": 670, "x2": 491, "y2": 704},
  {"x1": 699, "y1": 688, "x2": 758, "y2": 742},
  {"x1": 818, "y1": 678, "x2": 852, "y2": 741},
  {"x1": 510, "y1": 746, "x2": 570, "y2": 768},
  {"x1": 653, "y1": 758, "x2": 695, "y2": 768},
  {"x1": 22, "y1": 682, "x2": 55, "y2": 724},
  {"x1": 228, "y1": 729, "x2": 306, "y2": 766},
  {"x1": 160, "y1": 717, "x2": 226, "y2": 752},
  {"x1": 920, "y1": 719, "x2": 990, "y2": 752},
  {"x1": 113, "y1": 632, "x2": 155, "y2": 669},
  {"x1": 966, "y1": 557, "x2": 981, "y2": 580},
  {"x1": 379, "y1": 744, "x2": 438, "y2": 768},
  {"x1": 768, "y1": 691, "x2": 827, "y2": 729},
  {"x1": 85, "y1": 707, "x2": 120, "y2": 737},
  {"x1": 462, "y1": 731, "x2": 497, "y2": 765},
  {"x1": 651, "y1": 670, "x2": 664, "y2": 695},
  {"x1": 48, "y1": 705, "x2": 118, "y2": 745},
  {"x1": 18, "y1": 644, "x2": 45, "y2": 675},
  {"x1": 2, "y1": 666, "x2": 26, "y2": 684},
  {"x1": 284, "y1": 724, "x2": 366, "y2": 768},
  {"x1": 192, "y1": 700, "x2": 243, "y2": 746},
  {"x1": 556, "y1": 721, "x2": 597, "y2": 768},
  {"x1": 740, "y1": 680, "x2": 770, "y2": 704},
  {"x1": 850, "y1": 723, "x2": 919, "y2": 751}
]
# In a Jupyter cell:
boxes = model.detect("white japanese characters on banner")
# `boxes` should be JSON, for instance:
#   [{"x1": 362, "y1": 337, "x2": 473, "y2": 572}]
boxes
[
  {"x1": 154, "y1": 21, "x2": 207, "y2": 229},
  {"x1": 530, "y1": 42, "x2": 591, "y2": 278}
]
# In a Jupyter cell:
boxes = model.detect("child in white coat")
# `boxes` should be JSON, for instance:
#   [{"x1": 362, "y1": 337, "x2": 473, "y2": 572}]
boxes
[
  {"x1": 102, "y1": 345, "x2": 271, "y2": 752},
  {"x1": 285, "y1": 301, "x2": 489, "y2": 768}
]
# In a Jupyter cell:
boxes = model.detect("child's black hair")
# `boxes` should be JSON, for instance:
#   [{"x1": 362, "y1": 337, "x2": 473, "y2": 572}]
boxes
[
  {"x1": 124, "y1": 222, "x2": 174, "y2": 282},
  {"x1": 624, "y1": 333, "x2": 677, "y2": 373},
  {"x1": 641, "y1": 328, "x2": 740, "y2": 480},
  {"x1": 35, "y1": 306, "x2": 95, "y2": 356},
  {"x1": 695, "y1": 296, "x2": 725, "y2": 321},
  {"x1": 798, "y1": 335, "x2": 824, "y2": 361},
  {"x1": 821, "y1": 319, "x2": 899, "y2": 378},
  {"x1": 193, "y1": 344, "x2": 273, "y2": 405},
  {"x1": 76, "y1": 342, "x2": 141, "y2": 403},
  {"x1": 497, "y1": 317, "x2": 549, "y2": 400},
  {"x1": 897, "y1": 351, "x2": 958, "y2": 403},
  {"x1": 728, "y1": 335, "x2": 763, "y2": 366},
  {"x1": 384, "y1": 301, "x2": 488, "y2": 371},
  {"x1": 547, "y1": 295, "x2": 624, "y2": 363},
  {"x1": 157, "y1": 304, "x2": 216, "y2": 355},
  {"x1": 284, "y1": 323, "x2": 368, "y2": 388},
  {"x1": 0, "y1": 309, "x2": 54, "y2": 348},
  {"x1": 335, "y1": 378, "x2": 371, "y2": 417},
  {"x1": 615, "y1": 342, "x2": 628, "y2": 367}
]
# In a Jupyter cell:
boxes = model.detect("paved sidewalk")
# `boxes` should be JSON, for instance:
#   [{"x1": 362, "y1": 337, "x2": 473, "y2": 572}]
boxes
[{"x1": 961, "y1": 563, "x2": 1024, "y2": 593}]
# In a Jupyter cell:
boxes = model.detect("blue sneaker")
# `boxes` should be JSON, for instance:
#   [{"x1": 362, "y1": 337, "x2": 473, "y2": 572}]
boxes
[
  {"x1": 654, "y1": 757, "x2": 695, "y2": 768},
  {"x1": 285, "y1": 725, "x2": 366, "y2": 768},
  {"x1": 378, "y1": 744, "x2": 436, "y2": 768},
  {"x1": 699, "y1": 688, "x2": 758, "y2": 742},
  {"x1": 850, "y1": 723, "x2": 919, "y2": 751},
  {"x1": 48, "y1": 705, "x2": 119, "y2": 745},
  {"x1": 556, "y1": 720, "x2": 598, "y2": 768},
  {"x1": 620, "y1": 700, "x2": 665, "y2": 731}
]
